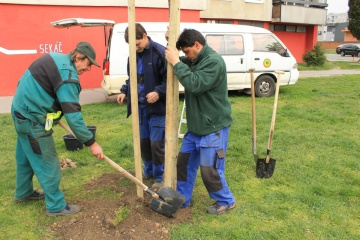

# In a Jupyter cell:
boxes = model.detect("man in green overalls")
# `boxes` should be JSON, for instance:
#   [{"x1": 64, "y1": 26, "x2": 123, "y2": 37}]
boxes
[{"x1": 11, "y1": 42, "x2": 104, "y2": 216}]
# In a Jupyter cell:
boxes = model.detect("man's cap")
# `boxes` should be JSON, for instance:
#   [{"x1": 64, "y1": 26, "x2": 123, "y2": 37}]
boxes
[{"x1": 75, "y1": 42, "x2": 100, "y2": 67}]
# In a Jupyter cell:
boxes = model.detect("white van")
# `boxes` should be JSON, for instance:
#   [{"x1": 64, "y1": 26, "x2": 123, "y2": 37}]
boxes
[{"x1": 52, "y1": 19, "x2": 299, "y2": 97}]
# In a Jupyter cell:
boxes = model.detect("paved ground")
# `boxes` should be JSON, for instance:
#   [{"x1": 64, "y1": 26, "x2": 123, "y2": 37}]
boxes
[
  {"x1": 299, "y1": 69, "x2": 360, "y2": 78},
  {"x1": 0, "y1": 88, "x2": 118, "y2": 114},
  {"x1": 326, "y1": 53, "x2": 360, "y2": 62}
]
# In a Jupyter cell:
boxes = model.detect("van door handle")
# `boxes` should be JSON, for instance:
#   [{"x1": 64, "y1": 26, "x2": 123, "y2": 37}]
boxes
[
  {"x1": 240, "y1": 58, "x2": 243, "y2": 64},
  {"x1": 254, "y1": 58, "x2": 260, "y2": 60}
]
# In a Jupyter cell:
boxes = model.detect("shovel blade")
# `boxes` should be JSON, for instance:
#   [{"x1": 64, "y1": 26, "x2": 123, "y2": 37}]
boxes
[
  {"x1": 264, "y1": 158, "x2": 276, "y2": 178},
  {"x1": 149, "y1": 186, "x2": 185, "y2": 218},
  {"x1": 256, "y1": 158, "x2": 266, "y2": 178},
  {"x1": 256, "y1": 158, "x2": 276, "y2": 178}
]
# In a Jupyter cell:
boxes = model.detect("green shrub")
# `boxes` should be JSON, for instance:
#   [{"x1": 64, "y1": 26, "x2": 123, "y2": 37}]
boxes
[{"x1": 302, "y1": 43, "x2": 327, "y2": 66}]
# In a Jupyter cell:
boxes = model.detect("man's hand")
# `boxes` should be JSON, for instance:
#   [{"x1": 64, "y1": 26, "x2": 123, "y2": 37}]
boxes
[
  {"x1": 146, "y1": 91, "x2": 159, "y2": 104},
  {"x1": 116, "y1": 93, "x2": 126, "y2": 105},
  {"x1": 89, "y1": 142, "x2": 104, "y2": 160},
  {"x1": 165, "y1": 46, "x2": 180, "y2": 66}
]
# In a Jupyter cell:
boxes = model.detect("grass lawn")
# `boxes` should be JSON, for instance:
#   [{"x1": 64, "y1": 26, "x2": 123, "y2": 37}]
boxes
[
  {"x1": 0, "y1": 74, "x2": 359, "y2": 239},
  {"x1": 298, "y1": 59, "x2": 360, "y2": 71}
]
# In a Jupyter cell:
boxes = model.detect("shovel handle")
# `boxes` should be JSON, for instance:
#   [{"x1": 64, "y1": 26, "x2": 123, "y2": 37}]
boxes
[
  {"x1": 266, "y1": 71, "x2": 284, "y2": 163},
  {"x1": 249, "y1": 68, "x2": 257, "y2": 156},
  {"x1": 103, "y1": 156, "x2": 159, "y2": 199},
  {"x1": 58, "y1": 121, "x2": 75, "y2": 136},
  {"x1": 58, "y1": 121, "x2": 159, "y2": 199}
]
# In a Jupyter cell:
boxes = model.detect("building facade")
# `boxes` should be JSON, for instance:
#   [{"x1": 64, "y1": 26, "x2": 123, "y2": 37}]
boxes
[
  {"x1": 0, "y1": 0, "x2": 328, "y2": 96},
  {"x1": 318, "y1": 12, "x2": 349, "y2": 42}
]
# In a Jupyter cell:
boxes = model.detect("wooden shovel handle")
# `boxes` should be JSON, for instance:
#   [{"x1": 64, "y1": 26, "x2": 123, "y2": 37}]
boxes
[
  {"x1": 103, "y1": 156, "x2": 159, "y2": 199},
  {"x1": 266, "y1": 71, "x2": 284, "y2": 163},
  {"x1": 249, "y1": 68, "x2": 257, "y2": 155},
  {"x1": 58, "y1": 121, "x2": 159, "y2": 199},
  {"x1": 58, "y1": 121, "x2": 74, "y2": 136}
]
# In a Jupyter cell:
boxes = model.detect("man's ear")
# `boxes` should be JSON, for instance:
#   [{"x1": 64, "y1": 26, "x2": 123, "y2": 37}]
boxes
[
  {"x1": 74, "y1": 53, "x2": 81, "y2": 62},
  {"x1": 194, "y1": 41, "x2": 202, "y2": 50}
]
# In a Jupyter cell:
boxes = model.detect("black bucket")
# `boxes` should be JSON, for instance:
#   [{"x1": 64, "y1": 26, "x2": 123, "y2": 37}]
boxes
[
  {"x1": 62, "y1": 134, "x2": 83, "y2": 151},
  {"x1": 87, "y1": 125, "x2": 96, "y2": 138},
  {"x1": 62, "y1": 126, "x2": 97, "y2": 151}
]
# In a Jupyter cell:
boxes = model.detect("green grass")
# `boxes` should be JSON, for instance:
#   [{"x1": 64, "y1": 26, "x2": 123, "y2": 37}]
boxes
[
  {"x1": 1, "y1": 75, "x2": 360, "y2": 239},
  {"x1": 298, "y1": 60, "x2": 360, "y2": 71}
]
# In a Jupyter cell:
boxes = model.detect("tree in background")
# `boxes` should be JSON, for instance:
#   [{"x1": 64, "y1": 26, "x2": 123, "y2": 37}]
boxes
[
  {"x1": 302, "y1": 43, "x2": 326, "y2": 67},
  {"x1": 348, "y1": 0, "x2": 360, "y2": 40}
]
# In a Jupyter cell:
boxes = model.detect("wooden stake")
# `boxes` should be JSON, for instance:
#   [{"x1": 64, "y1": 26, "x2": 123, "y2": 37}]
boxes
[
  {"x1": 128, "y1": 0, "x2": 143, "y2": 198},
  {"x1": 164, "y1": 0, "x2": 181, "y2": 189}
]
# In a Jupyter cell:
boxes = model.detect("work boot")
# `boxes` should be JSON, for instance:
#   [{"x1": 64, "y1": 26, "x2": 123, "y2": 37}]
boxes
[
  {"x1": 46, "y1": 204, "x2": 81, "y2": 217},
  {"x1": 207, "y1": 202, "x2": 236, "y2": 215},
  {"x1": 14, "y1": 190, "x2": 44, "y2": 202},
  {"x1": 151, "y1": 181, "x2": 164, "y2": 191}
]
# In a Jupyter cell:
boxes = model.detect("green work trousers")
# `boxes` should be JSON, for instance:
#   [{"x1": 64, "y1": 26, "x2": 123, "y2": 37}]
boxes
[{"x1": 12, "y1": 111, "x2": 66, "y2": 213}]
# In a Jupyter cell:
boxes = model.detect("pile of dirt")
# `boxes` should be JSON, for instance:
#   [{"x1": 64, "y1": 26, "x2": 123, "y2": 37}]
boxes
[
  {"x1": 59, "y1": 158, "x2": 77, "y2": 169},
  {"x1": 48, "y1": 173, "x2": 193, "y2": 239}
]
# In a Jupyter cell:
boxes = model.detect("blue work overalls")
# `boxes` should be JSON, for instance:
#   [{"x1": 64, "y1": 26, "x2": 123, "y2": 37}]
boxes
[{"x1": 176, "y1": 126, "x2": 235, "y2": 208}]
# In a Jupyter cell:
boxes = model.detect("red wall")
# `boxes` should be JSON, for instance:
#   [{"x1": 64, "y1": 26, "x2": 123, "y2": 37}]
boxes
[
  {"x1": 0, "y1": 4, "x2": 199, "y2": 96},
  {"x1": 272, "y1": 31, "x2": 307, "y2": 63}
]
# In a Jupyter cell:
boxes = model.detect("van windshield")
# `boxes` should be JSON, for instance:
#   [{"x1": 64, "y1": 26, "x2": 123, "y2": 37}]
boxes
[
  {"x1": 253, "y1": 34, "x2": 289, "y2": 57},
  {"x1": 206, "y1": 35, "x2": 244, "y2": 55}
]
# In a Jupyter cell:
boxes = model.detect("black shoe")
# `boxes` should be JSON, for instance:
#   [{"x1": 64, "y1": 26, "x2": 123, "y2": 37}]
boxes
[
  {"x1": 207, "y1": 202, "x2": 236, "y2": 215},
  {"x1": 14, "y1": 190, "x2": 45, "y2": 202},
  {"x1": 46, "y1": 204, "x2": 81, "y2": 216}
]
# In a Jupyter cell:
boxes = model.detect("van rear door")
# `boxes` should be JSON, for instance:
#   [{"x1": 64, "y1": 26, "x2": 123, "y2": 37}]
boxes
[
  {"x1": 51, "y1": 18, "x2": 115, "y2": 93},
  {"x1": 51, "y1": 18, "x2": 115, "y2": 28}
]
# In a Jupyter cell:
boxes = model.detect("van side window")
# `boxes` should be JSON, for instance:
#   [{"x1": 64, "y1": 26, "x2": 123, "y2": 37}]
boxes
[
  {"x1": 206, "y1": 35, "x2": 244, "y2": 55},
  {"x1": 253, "y1": 34, "x2": 288, "y2": 57}
]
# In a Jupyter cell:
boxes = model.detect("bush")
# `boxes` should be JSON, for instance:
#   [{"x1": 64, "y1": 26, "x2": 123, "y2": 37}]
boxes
[{"x1": 302, "y1": 43, "x2": 327, "y2": 66}]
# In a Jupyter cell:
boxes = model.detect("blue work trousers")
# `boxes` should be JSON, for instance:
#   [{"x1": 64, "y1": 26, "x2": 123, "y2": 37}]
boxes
[
  {"x1": 176, "y1": 126, "x2": 235, "y2": 208},
  {"x1": 139, "y1": 107, "x2": 165, "y2": 182}
]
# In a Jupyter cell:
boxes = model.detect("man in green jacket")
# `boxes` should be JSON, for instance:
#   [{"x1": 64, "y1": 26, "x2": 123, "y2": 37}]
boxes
[
  {"x1": 165, "y1": 28, "x2": 236, "y2": 214},
  {"x1": 11, "y1": 42, "x2": 104, "y2": 216}
]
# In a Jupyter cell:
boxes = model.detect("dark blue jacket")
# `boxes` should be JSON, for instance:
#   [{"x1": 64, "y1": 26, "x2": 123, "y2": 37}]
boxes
[{"x1": 120, "y1": 37, "x2": 167, "y2": 118}]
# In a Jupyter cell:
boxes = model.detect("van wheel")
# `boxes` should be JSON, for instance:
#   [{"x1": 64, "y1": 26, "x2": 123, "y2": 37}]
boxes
[
  {"x1": 340, "y1": 51, "x2": 345, "y2": 56},
  {"x1": 255, "y1": 75, "x2": 275, "y2": 97}
]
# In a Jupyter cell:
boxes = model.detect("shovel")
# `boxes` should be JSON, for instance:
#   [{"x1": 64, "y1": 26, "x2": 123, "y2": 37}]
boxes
[
  {"x1": 250, "y1": 69, "x2": 260, "y2": 160},
  {"x1": 249, "y1": 69, "x2": 266, "y2": 177},
  {"x1": 254, "y1": 71, "x2": 284, "y2": 178},
  {"x1": 58, "y1": 121, "x2": 185, "y2": 217}
]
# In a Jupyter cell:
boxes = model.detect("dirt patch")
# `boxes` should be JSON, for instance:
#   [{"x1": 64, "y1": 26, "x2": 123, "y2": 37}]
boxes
[{"x1": 48, "y1": 173, "x2": 192, "y2": 240}]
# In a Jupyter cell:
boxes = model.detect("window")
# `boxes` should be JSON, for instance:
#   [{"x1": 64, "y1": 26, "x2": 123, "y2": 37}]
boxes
[
  {"x1": 274, "y1": 25, "x2": 286, "y2": 31},
  {"x1": 206, "y1": 35, "x2": 244, "y2": 55},
  {"x1": 286, "y1": 25, "x2": 296, "y2": 32},
  {"x1": 270, "y1": 24, "x2": 306, "y2": 33},
  {"x1": 253, "y1": 34, "x2": 288, "y2": 57},
  {"x1": 218, "y1": 20, "x2": 233, "y2": 24},
  {"x1": 238, "y1": 21, "x2": 264, "y2": 28},
  {"x1": 297, "y1": 26, "x2": 306, "y2": 33}
]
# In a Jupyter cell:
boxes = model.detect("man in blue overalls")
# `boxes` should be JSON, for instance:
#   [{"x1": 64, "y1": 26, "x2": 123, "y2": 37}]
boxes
[
  {"x1": 165, "y1": 29, "x2": 236, "y2": 215},
  {"x1": 117, "y1": 23, "x2": 167, "y2": 188}
]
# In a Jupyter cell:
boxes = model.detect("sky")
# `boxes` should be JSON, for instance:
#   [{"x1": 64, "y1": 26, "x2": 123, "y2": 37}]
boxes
[{"x1": 327, "y1": 0, "x2": 349, "y2": 14}]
